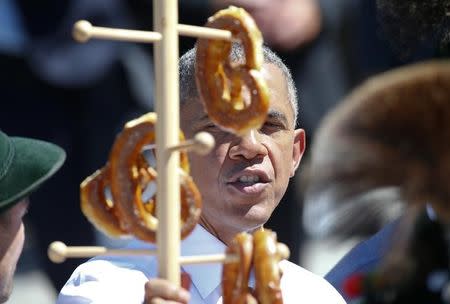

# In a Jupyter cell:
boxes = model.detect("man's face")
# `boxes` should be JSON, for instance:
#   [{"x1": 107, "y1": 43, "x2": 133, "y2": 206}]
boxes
[
  {"x1": 181, "y1": 63, "x2": 305, "y2": 244},
  {"x1": 0, "y1": 200, "x2": 28, "y2": 303}
]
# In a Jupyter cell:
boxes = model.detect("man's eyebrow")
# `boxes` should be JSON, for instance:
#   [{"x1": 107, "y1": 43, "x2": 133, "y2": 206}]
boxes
[
  {"x1": 267, "y1": 110, "x2": 289, "y2": 126},
  {"x1": 198, "y1": 113, "x2": 210, "y2": 121},
  {"x1": 190, "y1": 114, "x2": 213, "y2": 129},
  {"x1": 195, "y1": 114, "x2": 212, "y2": 125},
  {"x1": 195, "y1": 110, "x2": 290, "y2": 127}
]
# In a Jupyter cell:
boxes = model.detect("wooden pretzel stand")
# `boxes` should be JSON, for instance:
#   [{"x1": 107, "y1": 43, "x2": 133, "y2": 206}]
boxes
[{"x1": 47, "y1": 1, "x2": 289, "y2": 299}]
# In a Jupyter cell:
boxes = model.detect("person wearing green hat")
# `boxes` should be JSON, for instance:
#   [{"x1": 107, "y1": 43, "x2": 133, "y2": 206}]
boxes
[{"x1": 0, "y1": 130, "x2": 65, "y2": 303}]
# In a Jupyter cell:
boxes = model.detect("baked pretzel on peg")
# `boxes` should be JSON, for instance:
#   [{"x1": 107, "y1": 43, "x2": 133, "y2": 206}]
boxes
[
  {"x1": 109, "y1": 113, "x2": 202, "y2": 243},
  {"x1": 80, "y1": 113, "x2": 209, "y2": 243},
  {"x1": 222, "y1": 229, "x2": 289, "y2": 304},
  {"x1": 253, "y1": 229, "x2": 284, "y2": 304},
  {"x1": 80, "y1": 166, "x2": 129, "y2": 238},
  {"x1": 222, "y1": 232, "x2": 255, "y2": 304},
  {"x1": 196, "y1": 6, "x2": 270, "y2": 136}
]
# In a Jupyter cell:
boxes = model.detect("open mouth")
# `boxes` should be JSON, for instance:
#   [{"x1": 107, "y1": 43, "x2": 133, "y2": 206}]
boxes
[
  {"x1": 237, "y1": 175, "x2": 261, "y2": 185},
  {"x1": 227, "y1": 171, "x2": 271, "y2": 194}
]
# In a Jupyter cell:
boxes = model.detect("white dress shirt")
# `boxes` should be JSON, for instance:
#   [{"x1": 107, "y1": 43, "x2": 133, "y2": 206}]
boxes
[{"x1": 57, "y1": 225, "x2": 346, "y2": 303}]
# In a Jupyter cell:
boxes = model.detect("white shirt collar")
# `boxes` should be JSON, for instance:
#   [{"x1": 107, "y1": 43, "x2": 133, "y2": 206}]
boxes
[
  {"x1": 181, "y1": 225, "x2": 226, "y2": 299},
  {"x1": 125, "y1": 224, "x2": 226, "y2": 300}
]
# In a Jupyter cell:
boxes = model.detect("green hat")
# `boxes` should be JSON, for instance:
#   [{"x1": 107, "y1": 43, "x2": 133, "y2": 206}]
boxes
[{"x1": 0, "y1": 130, "x2": 66, "y2": 213}]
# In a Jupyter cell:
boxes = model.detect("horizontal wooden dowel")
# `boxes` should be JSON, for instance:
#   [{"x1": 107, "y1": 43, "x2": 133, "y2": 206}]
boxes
[
  {"x1": 48, "y1": 241, "x2": 289, "y2": 264},
  {"x1": 167, "y1": 132, "x2": 215, "y2": 155},
  {"x1": 48, "y1": 241, "x2": 158, "y2": 263},
  {"x1": 177, "y1": 24, "x2": 232, "y2": 41},
  {"x1": 73, "y1": 20, "x2": 162, "y2": 43},
  {"x1": 73, "y1": 20, "x2": 233, "y2": 44},
  {"x1": 180, "y1": 254, "x2": 238, "y2": 265},
  {"x1": 48, "y1": 241, "x2": 238, "y2": 265},
  {"x1": 277, "y1": 243, "x2": 290, "y2": 260}
]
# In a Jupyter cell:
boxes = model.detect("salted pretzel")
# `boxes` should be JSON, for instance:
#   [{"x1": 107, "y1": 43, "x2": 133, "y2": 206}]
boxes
[
  {"x1": 81, "y1": 113, "x2": 202, "y2": 243},
  {"x1": 222, "y1": 229, "x2": 286, "y2": 304},
  {"x1": 108, "y1": 113, "x2": 202, "y2": 243},
  {"x1": 253, "y1": 229, "x2": 283, "y2": 304},
  {"x1": 222, "y1": 232, "x2": 255, "y2": 304},
  {"x1": 196, "y1": 6, "x2": 270, "y2": 136},
  {"x1": 80, "y1": 166, "x2": 129, "y2": 238}
]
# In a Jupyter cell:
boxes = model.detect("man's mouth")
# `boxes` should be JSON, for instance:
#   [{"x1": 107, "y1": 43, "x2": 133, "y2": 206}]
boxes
[
  {"x1": 237, "y1": 175, "x2": 260, "y2": 184},
  {"x1": 227, "y1": 170, "x2": 271, "y2": 195}
]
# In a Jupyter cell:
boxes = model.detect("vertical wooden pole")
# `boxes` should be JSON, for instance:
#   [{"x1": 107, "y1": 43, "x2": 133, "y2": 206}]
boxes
[{"x1": 153, "y1": 0, "x2": 180, "y2": 285}]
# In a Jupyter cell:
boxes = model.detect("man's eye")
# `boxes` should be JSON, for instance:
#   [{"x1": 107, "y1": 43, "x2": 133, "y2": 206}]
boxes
[
  {"x1": 203, "y1": 124, "x2": 219, "y2": 130},
  {"x1": 264, "y1": 122, "x2": 283, "y2": 129},
  {"x1": 260, "y1": 121, "x2": 287, "y2": 134}
]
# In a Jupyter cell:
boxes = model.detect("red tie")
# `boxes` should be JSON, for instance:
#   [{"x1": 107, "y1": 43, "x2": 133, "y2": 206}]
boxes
[{"x1": 181, "y1": 271, "x2": 192, "y2": 290}]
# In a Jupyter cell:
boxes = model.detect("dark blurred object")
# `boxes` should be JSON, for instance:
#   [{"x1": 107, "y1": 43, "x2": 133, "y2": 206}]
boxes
[
  {"x1": 0, "y1": 0, "x2": 153, "y2": 290},
  {"x1": 210, "y1": 0, "x2": 322, "y2": 51},
  {"x1": 346, "y1": 207, "x2": 449, "y2": 304},
  {"x1": 320, "y1": 0, "x2": 450, "y2": 298},
  {"x1": 303, "y1": 185, "x2": 404, "y2": 238},
  {"x1": 376, "y1": 0, "x2": 450, "y2": 60},
  {"x1": 305, "y1": 60, "x2": 450, "y2": 301},
  {"x1": 325, "y1": 219, "x2": 400, "y2": 298},
  {"x1": 304, "y1": 60, "x2": 450, "y2": 238}
]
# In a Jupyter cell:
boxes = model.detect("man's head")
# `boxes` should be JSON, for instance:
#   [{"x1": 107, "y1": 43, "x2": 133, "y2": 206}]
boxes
[
  {"x1": 179, "y1": 46, "x2": 305, "y2": 244},
  {"x1": 0, "y1": 131, "x2": 65, "y2": 303}
]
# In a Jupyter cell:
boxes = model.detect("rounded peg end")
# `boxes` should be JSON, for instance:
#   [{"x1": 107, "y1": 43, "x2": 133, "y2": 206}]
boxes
[
  {"x1": 277, "y1": 243, "x2": 290, "y2": 260},
  {"x1": 193, "y1": 132, "x2": 215, "y2": 155},
  {"x1": 73, "y1": 20, "x2": 92, "y2": 42},
  {"x1": 48, "y1": 241, "x2": 67, "y2": 263}
]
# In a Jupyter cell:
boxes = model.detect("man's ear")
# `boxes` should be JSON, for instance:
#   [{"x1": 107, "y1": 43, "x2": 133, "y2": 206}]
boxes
[{"x1": 290, "y1": 128, "x2": 306, "y2": 177}]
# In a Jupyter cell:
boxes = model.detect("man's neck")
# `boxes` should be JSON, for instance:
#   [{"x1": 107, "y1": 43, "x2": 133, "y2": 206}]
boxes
[
  {"x1": 198, "y1": 216, "x2": 265, "y2": 246},
  {"x1": 199, "y1": 216, "x2": 228, "y2": 245}
]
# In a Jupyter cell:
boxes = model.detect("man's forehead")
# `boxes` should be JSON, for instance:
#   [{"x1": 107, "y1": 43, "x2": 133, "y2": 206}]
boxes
[
  {"x1": 262, "y1": 64, "x2": 295, "y2": 123},
  {"x1": 187, "y1": 107, "x2": 292, "y2": 131},
  {"x1": 182, "y1": 63, "x2": 294, "y2": 124},
  {"x1": 262, "y1": 64, "x2": 292, "y2": 96}
]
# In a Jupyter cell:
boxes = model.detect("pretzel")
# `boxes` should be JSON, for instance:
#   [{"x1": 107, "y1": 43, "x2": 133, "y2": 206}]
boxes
[
  {"x1": 80, "y1": 166, "x2": 129, "y2": 238},
  {"x1": 81, "y1": 113, "x2": 202, "y2": 243},
  {"x1": 221, "y1": 229, "x2": 287, "y2": 303},
  {"x1": 107, "y1": 113, "x2": 202, "y2": 243},
  {"x1": 196, "y1": 6, "x2": 270, "y2": 136},
  {"x1": 222, "y1": 232, "x2": 256, "y2": 304},
  {"x1": 253, "y1": 229, "x2": 283, "y2": 304}
]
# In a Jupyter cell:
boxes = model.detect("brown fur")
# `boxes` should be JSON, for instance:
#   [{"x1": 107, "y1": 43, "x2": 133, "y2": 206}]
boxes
[{"x1": 306, "y1": 61, "x2": 450, "y2": 235}]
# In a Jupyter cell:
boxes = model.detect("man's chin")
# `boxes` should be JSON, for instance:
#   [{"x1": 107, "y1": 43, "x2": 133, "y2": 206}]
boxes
[
  {"x1": 0, "y1": 288, "x2": 12, "y2": 304},
  {"x1": 0, "y1": 273, "x2": 14, "y2": 304},
  {"x1": 241, "y1": 209, "x2": 271, "y2": 230}
]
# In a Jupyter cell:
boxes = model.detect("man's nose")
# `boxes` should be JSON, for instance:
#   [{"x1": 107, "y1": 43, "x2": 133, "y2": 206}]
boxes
[{"x1": 228, "y1": 130, "x2": 268, "y2": 160}]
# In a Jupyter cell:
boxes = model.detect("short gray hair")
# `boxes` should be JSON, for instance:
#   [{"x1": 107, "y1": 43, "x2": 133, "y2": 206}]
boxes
[{"x1": 179, "y1": 44, "x2": 298, "y2": 126}]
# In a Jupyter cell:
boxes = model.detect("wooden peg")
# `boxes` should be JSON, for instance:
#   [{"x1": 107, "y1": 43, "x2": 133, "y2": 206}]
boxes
[
  {"x1": 48, "y1": 241, "x2": 157, "y2": 263},
  {"x1": 72, "y1": 21, "x2": 233, "y2": 44},
  {"x1": 167, "y1": 132, "x2": 215, "y2": 155},
  {"x1": 73, "y1": 20, "x2": 163, "y2": 43},
  {"x1": 277, "y1": 243, "x2": 290, "y2": 260},
  {"x1": 48, "y1": 241, "x2": 241, "y2": 265}
]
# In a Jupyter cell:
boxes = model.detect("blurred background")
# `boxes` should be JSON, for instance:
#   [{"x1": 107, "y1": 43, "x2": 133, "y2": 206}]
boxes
[{"x1": 1, "y1": 0, "x2": 440, "y2": 302}]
